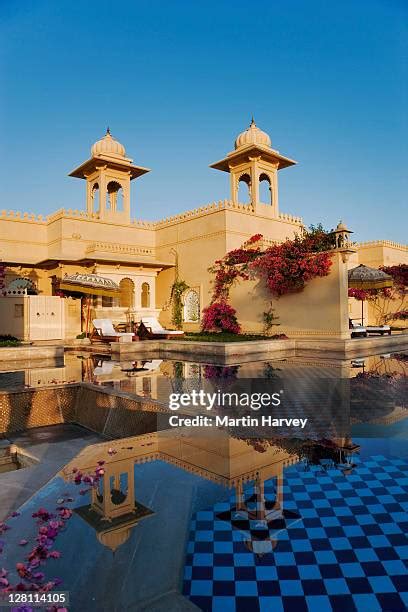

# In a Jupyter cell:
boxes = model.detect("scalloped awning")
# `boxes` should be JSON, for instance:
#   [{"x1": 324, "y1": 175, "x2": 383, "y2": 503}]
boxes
[{"x1": 60, "y1": 273, "x2": 120, "y2": 297}]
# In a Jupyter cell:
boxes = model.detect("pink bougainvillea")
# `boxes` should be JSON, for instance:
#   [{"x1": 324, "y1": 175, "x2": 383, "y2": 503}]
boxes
[
  {"x1": 210, "y1": 230, "x2": 333, "y2": 302},
  {"x1": 348, "y1": 287, "x2": 392, "y2": 301},
  {"x1": 205, "y1": 227, "x2": 334, "y2": 333},
  {"x1": 201, "y1": 302, "x2": 241, "y2": 334},
  {"x1": 250, "y1": 239, "x2": 333, "y2": 297}
]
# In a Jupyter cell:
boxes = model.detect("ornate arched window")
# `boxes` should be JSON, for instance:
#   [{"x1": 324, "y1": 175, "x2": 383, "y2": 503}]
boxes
[
  {"x1": 141, "y1": 282, "x2": 150, "y2": 308},
  {"x1": 183, "y1": 289, "x2": 200, "y2": 322},
  {"x1": 7, "y1": 277, "x2": 37, "y2": 295},
  {"x1": 237, "y1": 173, "x2": 251, "y2": 204},
  {"x1": 91, "y1": 183, "x2": 100, "y2": 213},
  {"x1": 259, "y1": 173, "x2": 272, "y2": 205},
  {"x1": 106, "y1": 181, "x2": 124, "y2": 212},
  {"x1": 119, "y1": 278, "x2": 135, "y2": 308}
]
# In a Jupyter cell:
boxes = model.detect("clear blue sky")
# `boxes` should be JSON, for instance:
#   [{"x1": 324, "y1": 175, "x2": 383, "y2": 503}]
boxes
[{"x1": 0, "y1": 0, "x2": 406, "y2": 242}]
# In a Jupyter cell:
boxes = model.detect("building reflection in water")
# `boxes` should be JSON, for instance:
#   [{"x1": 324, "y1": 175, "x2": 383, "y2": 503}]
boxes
[
  {"x1": 73, "y1": 455, "x2": 154, "y2": 553},
  {"x1": 62, "y1": 427, "x2": 362, "y2": 556}
]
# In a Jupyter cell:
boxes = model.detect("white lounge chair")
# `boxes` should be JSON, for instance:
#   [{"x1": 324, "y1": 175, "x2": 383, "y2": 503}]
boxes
[
  {"x1": 349, "y1": 320, "x2": 367, "y2": 338},
  {"x1": 366, "y1": 325, "x2": 391, "y2": 336},
  {"x1": 138, "y1": 317, "x2": 184, "y2": 340},
  {"x1": 142, "y1": 359, "x2": 163, "y2": 371},
  {"x1": 91, "y1": 319, "x2": 135, "y2": 343},
  {"x1": 93, "y1": 359, "x2": 115, "y2": 376}
]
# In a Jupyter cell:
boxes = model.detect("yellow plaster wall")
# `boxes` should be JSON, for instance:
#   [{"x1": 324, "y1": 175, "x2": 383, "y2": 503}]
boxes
[
  {"x1": 155, "y1": 209, "x2": 228, "y2": 328},
  {"x1": 0, "y1": 217, "x2": 48, "y2": 263},
  {"x1": 230, "y1": 252, "x2": 350, "y2": 338},
  {"x1": 63, "y1": 297, "x2": 82, "y2": 338},
  {"x1": 154, "y1": 205, "x2": 303, "y2": 329},
  {"x1": 0, "y1": 297, "x2": 29, "y2": 340}
]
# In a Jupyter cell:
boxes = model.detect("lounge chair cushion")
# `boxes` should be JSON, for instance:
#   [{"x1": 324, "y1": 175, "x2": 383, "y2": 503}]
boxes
[
  {"x1": 93, "y1": 319, "x2": 134, "y2": 339},
  {"x1": 141, "y1": 317, "x2": 184, "y2": 335},
  {"x1": 366, "y1": 325, "x2": 390, "y2": 331}
]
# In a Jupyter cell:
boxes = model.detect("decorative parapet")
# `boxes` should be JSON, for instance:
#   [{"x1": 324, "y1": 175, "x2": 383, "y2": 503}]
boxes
[
  {"x1": 0, "y1": 208, "x2": 96, "y2": 224},
  {"x1": 142, "y1": 200, "x2": 304, "y2": 229},
  {"x1": 151, "y1": 199, "x2": 253, "y2": 228},
  {"x1": 278, "y1": 212, "x2": 303, "y2": 225},
  {"x1": 130, "y1": 219, "x2": 156, "y2": 229},
  {"x1": 47, "y1": 208, "x2": 95, "y2": 222},
  {"x1": 1, "y1": 202, "x2": 304, "y2": 230},
  {"x1": 85, "y1": 242, "x2": 155, "y2": 257},
  {"x1": 261, "y1": 237, "x2": 284, "y2": 247},
  {"x1": 0, "y1": 209, "x2": 47, "y2": 223},
  {"x1": 355, "y1": 240, "x2": 408, "y2": 252}
]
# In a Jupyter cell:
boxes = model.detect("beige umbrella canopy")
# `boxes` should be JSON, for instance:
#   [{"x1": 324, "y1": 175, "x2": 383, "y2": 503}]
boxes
[
  {"x1": 59, "y1": 273, "x2": 120, "y2": 335},
  {"x1": 348, "y1": 264, "x2": 393, "y2": 290},
  {"x1": 60, "y1": 273, "x2": 120, "y2": 297},
  {"x1": 348, "y1": 264, "x2": 393, "y2": 325}
]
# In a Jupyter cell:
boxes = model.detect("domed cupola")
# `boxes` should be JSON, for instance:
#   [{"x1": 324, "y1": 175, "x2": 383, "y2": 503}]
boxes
[
  {"x1": 210, "y1": 117, "x2": 297, "y2": 217},
  {"x1": 69, "y1": 128, "x2": 150, "y2": 224},
  {"x1": 235, "y1": 118, "x2": 271, "y2": 150},
  {"x1": 91, "y1": 128, "x2": 126, "y2": 158}
]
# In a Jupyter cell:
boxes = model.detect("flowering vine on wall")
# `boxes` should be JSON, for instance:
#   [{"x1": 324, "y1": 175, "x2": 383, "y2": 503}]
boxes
[{"x1": 202, "y1": 226, "x2": 334, "y2": 333}]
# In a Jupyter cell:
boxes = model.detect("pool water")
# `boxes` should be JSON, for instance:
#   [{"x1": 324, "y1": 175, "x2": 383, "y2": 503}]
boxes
[{"x1": 0, "y1": 350, "x2": 406, "y2": 610}]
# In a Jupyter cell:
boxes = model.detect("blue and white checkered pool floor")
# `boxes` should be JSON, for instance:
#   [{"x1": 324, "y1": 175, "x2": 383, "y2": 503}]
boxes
[{"x1": 183, "y1": 455, "x2": 408, "y2": 611}]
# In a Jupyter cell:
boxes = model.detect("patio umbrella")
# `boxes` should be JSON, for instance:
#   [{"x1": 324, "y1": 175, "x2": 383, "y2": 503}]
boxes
[
  {"x1": 348, "y1": 264, "x2": 393, "y2": 325},
  {"x1": 59, "y1": 273, "x2": 120, "y2": 335}
]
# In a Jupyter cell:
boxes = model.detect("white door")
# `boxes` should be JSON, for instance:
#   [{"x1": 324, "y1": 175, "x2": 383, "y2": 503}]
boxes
[{"x1": 29, "y1": 296, "x2": 63, "y2": 340}]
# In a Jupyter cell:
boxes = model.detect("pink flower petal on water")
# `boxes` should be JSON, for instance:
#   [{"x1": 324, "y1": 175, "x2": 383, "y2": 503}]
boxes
[
  {"x1": 19, "y1": 539, "x2": 29, "y2": 546},
  {"x1": 48, "y1": 550, "x2": 61, "y2": 559}
]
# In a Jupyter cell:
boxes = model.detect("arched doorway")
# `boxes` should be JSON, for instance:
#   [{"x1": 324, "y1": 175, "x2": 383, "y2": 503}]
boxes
[{"x1": 119, "y1": 278, "x2": 135, "y2": 308}]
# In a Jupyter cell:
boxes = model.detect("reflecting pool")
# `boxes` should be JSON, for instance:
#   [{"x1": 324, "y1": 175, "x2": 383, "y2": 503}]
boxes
[{"x1": 0, "y1": 350, "x2": 406, "y2": 610}]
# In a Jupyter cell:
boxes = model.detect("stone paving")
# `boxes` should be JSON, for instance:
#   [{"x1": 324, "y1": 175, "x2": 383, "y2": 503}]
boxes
[{"x1": 0, "y1": 423, "x2": 100, "y2": 520}]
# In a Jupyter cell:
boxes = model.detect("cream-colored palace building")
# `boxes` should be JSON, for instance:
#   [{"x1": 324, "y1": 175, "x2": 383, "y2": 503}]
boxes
[{"x1": 0, "y1": 122, "x2": 406, "y2": 341}]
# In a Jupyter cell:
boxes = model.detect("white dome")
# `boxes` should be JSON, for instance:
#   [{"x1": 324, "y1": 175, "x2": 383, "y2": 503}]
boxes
[
  {"x1": 235, "y1": 118, "x2": 271, "y2": 150},
  {"x1": 91, "y1": 129, "x2": 126, "y2": 158}
]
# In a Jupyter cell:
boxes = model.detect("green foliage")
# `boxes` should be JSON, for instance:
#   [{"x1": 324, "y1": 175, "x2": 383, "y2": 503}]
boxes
[
  {"x1": 262, "y1": 304, "x2": 281, "y2": 335},
  {"x1": 170, "y1": 279, "x2": 189, "y2": 330},
  {"x1": 0, "y1": 334, "x2": 20, "y2": 347},
  {"x1": 76, "y1": 332, "x2": 87, "y2": 339},
  {"x1": 303, "y1": 223, "x2": 336, "y2": 252}
]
